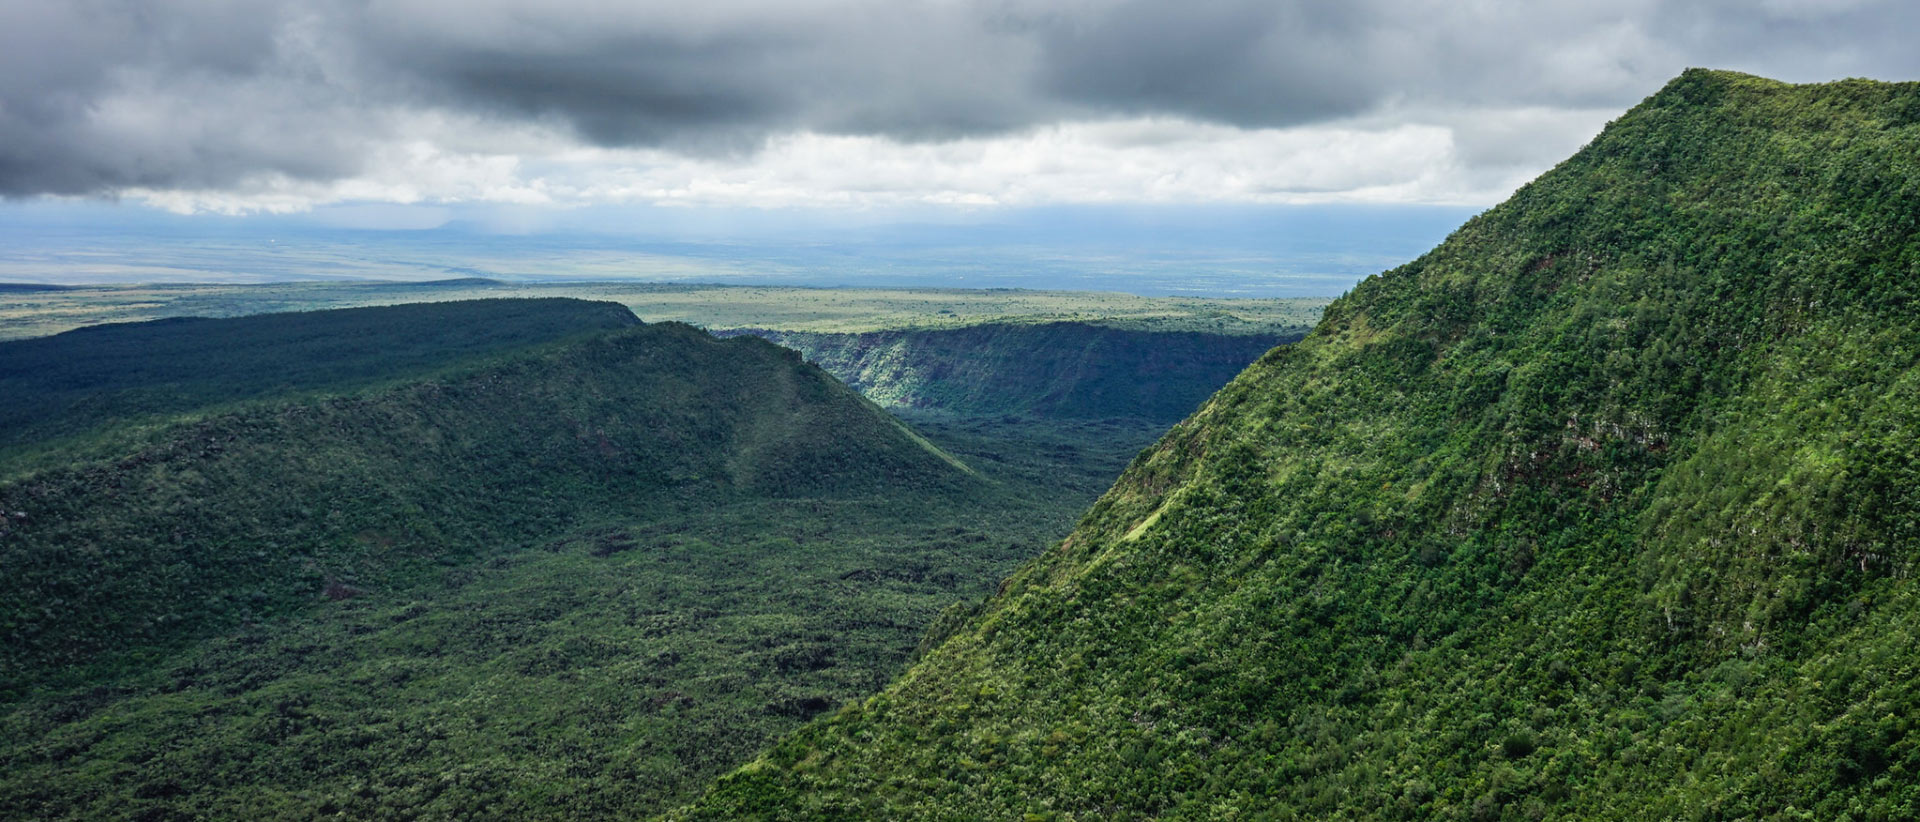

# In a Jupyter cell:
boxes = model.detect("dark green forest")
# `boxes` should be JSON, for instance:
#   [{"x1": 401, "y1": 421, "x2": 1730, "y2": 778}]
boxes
[
  {"x1": 0, "y1": 298, "x2": 1188, "y2": 818},
  {"x1": 1, "y1": 301, "x2": 976, "y2": 693},
  {"x1": 675, "y1": 70, "x2": 1920, "y2": 820}
]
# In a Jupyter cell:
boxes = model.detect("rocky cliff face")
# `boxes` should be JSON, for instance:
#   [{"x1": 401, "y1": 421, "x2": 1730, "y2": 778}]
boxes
[{"x1": 726, "y1": 322, "x2": 1298, "y2": 423}]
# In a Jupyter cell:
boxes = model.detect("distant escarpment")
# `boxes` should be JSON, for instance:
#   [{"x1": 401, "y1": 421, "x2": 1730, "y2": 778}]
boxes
[
  {"x1": 723, "y1": 322, "x2": 1298, "y2": 423},
  {"x1": 0, "y1": 301, "x2": 973, "y2": 696},
  {"x1": 0, "y1": 297, "x2": 641, "y2": 460},
  {"x1": 679, "y1": 70, "x2": 1920, "y2": 819}
]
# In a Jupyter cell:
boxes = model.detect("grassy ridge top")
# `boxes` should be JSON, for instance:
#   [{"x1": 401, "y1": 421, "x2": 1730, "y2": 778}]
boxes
[{"x1": 676, "y1": 70, "x2": 1920, "y2": 819}]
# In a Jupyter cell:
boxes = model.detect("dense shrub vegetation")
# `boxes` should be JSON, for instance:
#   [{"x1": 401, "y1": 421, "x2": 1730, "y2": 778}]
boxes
[
  {"x1": 1, "y1": 306, "x2": 979, "y2": 698},
  {"x1": 0, "y1": 299, "x2": 1184, "y2": 818},
  {"x1": 676, "y1": 70, "x2": 1920, "y2": 820}
]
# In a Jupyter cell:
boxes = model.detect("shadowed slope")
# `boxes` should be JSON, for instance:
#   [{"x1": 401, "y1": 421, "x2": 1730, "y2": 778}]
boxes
[{"x1": 1, "y1": 308, "x2": 974, "y2": 699}]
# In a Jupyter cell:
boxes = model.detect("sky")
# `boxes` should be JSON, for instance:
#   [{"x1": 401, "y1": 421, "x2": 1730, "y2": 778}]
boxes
[{"x1": 1, "y1": 1, "x2": 1917, "y2": 292}]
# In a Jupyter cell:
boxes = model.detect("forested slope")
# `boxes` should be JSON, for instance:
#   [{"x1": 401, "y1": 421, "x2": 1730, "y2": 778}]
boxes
[
  {"x1": 0, "y1": 300, "x2": 1043, "y2": 819},
  {"x1": 0, "y1": 303, "x2": 973, "y2": 699},
  {"x1": 677, "y1": 70, "x2": 1920, "y2": 820}
]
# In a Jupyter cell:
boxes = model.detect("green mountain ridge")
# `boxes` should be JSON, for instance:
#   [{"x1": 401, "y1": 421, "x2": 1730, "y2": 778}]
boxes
[
  {"x1": 4, "y1": 297, "x2": 1194, "y2": 819},
  {"x1": 1, "y1": 292, "x2": 1294, "y2": 819},
  {"x1": 0, "y1": 302, "x2": 975, "y2": 699},
  {"x1": 675, "y1": 70, "x2": 1920, "y2": 819},
  {"x1": 721, "y1": 322, "x2": 1300, "y2": 423}
]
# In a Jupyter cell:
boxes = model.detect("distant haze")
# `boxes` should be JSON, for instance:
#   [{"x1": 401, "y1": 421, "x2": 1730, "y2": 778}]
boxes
[
  {"x1": 0, "y1": 202, "x2": 1474, "y2": 298},
  {"x1": 2, "y1": 1, "x2": 1914, "y2": 295}
]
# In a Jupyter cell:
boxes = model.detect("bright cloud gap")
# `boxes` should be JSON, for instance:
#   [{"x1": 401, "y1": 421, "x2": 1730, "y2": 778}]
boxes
[{"x1": 122, "y1": 108, "x2": 1616, "y2": 216}]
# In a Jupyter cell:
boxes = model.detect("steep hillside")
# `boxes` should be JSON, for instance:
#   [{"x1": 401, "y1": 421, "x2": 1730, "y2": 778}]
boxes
[
  {"x1": 726, "y1": 322, "x2": 1299, "y2": 422},
  {"x1": 0, "y1": 305, "x2": 972, "y2": 699},
  {"x1": 677, "y1": 71, "x2": 1920, "y2": 819}
]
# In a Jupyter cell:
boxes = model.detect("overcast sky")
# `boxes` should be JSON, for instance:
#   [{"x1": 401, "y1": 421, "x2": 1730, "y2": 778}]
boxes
[{"x1": 3, "y1": 0, "x2": 1917, "y2": 216}]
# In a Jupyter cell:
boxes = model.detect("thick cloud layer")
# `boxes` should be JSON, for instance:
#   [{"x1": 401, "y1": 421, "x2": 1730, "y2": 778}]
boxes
[{"x1": 3, "y1": 0, "x2": 1917, "y2": 203}]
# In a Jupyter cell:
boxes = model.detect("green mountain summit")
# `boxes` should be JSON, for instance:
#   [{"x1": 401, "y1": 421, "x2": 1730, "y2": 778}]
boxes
[{"x1": 677, "y1": 70, "x2": 1920, "y2": 819}]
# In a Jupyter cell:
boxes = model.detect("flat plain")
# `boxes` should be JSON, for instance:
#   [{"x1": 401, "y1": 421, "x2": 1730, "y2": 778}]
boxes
[{"x1": 0, "y1": 280, "x2": 1327, "y2": 341}]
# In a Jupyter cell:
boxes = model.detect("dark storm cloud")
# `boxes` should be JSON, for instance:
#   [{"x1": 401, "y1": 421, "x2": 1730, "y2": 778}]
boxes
[
  {"x1": 0, "y1": 0, "x2": 370, "y2": 196},
  {"x1": 1030, "y1": 1, "x2": 1380, "y2": 125},
  {"x1": 3, "y1": 0, "x2": 1918, "y2": 197},
  {"x1": 344, "y1": 1, "x2": 1054, "y2": 148}
]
